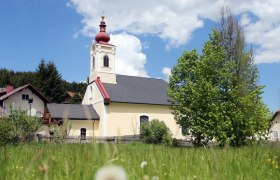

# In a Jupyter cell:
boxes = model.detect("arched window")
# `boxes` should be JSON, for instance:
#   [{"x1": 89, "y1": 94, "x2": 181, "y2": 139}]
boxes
[
  {"x1": 140, "y1": 115, "x2": 149, "y2": 126},
  {"x1": 92, "y1": 56, "x2": 95, "y2": 69},
  {"x1": 103, "y1": 55, "x2": 109, "y2": 67},
  {"x1": 80, "y1": 128, "x2": 86, "y2": 140}
]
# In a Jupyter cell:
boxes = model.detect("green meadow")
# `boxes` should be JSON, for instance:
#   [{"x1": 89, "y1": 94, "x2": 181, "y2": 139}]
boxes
[{"x1": 0, "y1": 143, "x2": 279, "y2": 180}]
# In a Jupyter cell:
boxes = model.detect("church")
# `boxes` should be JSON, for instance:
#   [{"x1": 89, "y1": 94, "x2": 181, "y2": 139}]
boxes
[
  {"x1": 80, "y1": 17, "x2": 183, "y2": 139},
  {"x1": 73, "y1": 17, "x2": 183, "y2": 139}
]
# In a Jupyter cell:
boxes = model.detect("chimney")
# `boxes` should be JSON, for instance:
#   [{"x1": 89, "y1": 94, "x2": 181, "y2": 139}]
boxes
[{"x1": 6, "y1": 85, "x2": 14, "y2": 93}]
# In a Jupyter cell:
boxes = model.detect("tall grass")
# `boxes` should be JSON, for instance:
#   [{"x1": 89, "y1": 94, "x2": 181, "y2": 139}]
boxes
[{"x1": 0, "y1": 143, "x2": 279, "y2": 179}]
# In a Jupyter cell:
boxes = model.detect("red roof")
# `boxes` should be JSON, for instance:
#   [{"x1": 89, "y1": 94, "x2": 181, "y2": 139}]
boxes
[
  {"x1": 66, "y1": 91, "x2": 75, "y2": 98},
  {"x1": 95, "y1": 77, "x2": 110, "y2": 105}
]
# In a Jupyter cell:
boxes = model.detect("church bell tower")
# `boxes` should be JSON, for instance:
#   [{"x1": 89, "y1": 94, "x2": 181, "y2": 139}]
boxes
[{"x1": 89, "y1": 16, "x2": 116, "y2": 84}]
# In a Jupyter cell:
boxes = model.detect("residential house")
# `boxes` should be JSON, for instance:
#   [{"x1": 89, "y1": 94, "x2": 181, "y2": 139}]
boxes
[
  {"x1": 0, "y1": 84, "x2": 49, "y2": 117},
  {"x1": 270, "y1": 110, "x2": 280, "y2": 141}
]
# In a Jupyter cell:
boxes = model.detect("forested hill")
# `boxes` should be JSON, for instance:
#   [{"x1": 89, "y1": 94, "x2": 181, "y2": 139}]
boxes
[{"x1": 0, "y1": 59, "x2": 87, "y2": 103}]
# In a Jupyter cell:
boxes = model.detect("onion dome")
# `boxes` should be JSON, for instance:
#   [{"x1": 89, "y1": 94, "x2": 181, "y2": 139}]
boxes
[{"x1": 95, "y1": 16, "x2": 110, "y2": 43}]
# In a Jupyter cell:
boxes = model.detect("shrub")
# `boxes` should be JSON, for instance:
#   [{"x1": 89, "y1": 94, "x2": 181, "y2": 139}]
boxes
[
  {"x1": 140, "y1": 119, "x2": 172, "y2": 145},
  {"x1": 0, "y1": 118, "x2": 14, "y2": 146},
  {"x1": 0, "y1": 109, "x2": 40, "y2": 145}
]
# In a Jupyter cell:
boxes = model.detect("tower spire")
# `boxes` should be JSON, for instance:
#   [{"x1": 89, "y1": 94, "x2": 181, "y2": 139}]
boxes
[{"x1": 95, "y1": 16, "x2": 110, "y2": 43}]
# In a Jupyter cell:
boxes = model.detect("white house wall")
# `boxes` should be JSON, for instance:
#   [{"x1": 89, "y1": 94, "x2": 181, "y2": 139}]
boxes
[
  {"x1": 3, "y1": 88, "x2": 45, "y2": 116},
  {"x1": 270, "y1": 113, "x2": 280, "y2": 141}
]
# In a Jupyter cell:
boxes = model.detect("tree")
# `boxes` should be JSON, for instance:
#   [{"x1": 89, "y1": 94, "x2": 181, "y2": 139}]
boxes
[
  {"x1": 216, "y1": 8, "x2": 270, "y2": 146},
  {"x1": 168, "y1": 9, "x2": 270, "y2": 146},
  {"x1": 35, "y1": 59, "x2": 64, "y2": 103},
  {"x1": 70, "y1": 93, "x2": 83, "y2": 104},
  {"x1": 0, "y1": 60, "x2": 87, "y2": 103},
  {"x1": 168, "y1": 31, "x2": 227, "y2": 146}
]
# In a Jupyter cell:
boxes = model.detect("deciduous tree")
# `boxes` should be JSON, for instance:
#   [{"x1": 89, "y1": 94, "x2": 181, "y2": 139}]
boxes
[{"x1": 168, "y1": 9, "x2": 270, "y2": 146}]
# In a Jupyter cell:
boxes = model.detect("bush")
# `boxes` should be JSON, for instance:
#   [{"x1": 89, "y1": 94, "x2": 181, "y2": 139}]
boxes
[
  {"x1": 0, "y1": 118, "x2": 14, "y2": 146},
  {"x1": 0, "y1": 109, "x2": 40, "y2": 145},
  {"x1": 140, "y1": 119, "x2": 172, "y2": 145}
]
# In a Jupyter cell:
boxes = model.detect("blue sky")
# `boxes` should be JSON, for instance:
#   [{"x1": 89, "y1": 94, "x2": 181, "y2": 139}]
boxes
[{"x1": 0, "y1": 0, "x2": 280, "y2": 112}]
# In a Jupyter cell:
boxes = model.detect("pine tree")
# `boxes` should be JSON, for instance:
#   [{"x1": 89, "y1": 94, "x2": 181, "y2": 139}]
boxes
[{"x1": 35, "y1": 59, "x2": 64, "y2": 103}]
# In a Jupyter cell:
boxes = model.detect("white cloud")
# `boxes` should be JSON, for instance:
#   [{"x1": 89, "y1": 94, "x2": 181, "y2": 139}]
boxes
[
  {"x1": 70, "y1": 0, "x2": 280, "y2": 66},
  {"x1": 162, "y1": 67, "x2": 171, "y2": 81},
  {"x1": 224, "y1": 0, "x2": 280, "y2": 63},
  {"x1": 69, "y1": 0, "x2": 222, "y2": 48},
  {"x1": 110, "y1": 33, "x2": 148, "y2": 77}
]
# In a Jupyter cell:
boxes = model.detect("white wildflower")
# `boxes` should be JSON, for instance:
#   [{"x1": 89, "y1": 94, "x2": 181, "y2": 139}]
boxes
[
  {"x1": 140, "y1": 161, "x2": 148, "y2": 169},
  {"x1": 143, "y1": 175, "x2": 149, "y2": 180},
  {"x1": 151, "y1": 176, "x2": 159, "y2": 180},
  {"x1": 95, "y1": 165, "x2": 127, "y2": 180}
]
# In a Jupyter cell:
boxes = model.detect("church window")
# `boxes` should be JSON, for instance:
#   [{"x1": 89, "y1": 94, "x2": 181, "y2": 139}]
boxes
[
  {"x1": 80, "y1": 128, "x2": 86, "y2": 140},
  {"x1": 92, "y1": 56, "x2": 95, "y2": 69},
  {"x1": 140, "y1": 115, "x2": 149, "y2": 126},
  {"x1": 103, "y1": 55, "x2": 109, "y2": 67}
]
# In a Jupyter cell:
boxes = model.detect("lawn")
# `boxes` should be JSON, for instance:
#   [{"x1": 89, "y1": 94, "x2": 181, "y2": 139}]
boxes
[{"x1": 0, "y1": 143, "x2": 279, "y2": 180}]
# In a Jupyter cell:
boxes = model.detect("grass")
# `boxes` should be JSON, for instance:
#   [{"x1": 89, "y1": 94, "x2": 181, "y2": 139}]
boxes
[{"x1": 0, "y1": 142, "x2": 279, "y2": 180}]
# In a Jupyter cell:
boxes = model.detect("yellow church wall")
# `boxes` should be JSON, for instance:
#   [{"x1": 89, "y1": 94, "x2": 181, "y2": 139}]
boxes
[
  {"x1": 68, "y1": 120, "x2": 99, "y2": 137},
  {"x1": 105, "y1": 102, "x2": 184, "y2": 139}
]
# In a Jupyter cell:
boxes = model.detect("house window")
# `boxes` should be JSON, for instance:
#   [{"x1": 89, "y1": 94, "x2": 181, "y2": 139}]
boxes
[
  {"x1": 272, "y1": 131, "x2": 279, "y2": 139},
  {"x1": 81, "y1": 128, "x2": 86, "y2": 140},
  {"x1": 103, "y1": 55, "x2": 109, "y2": 67},
  {"x1": 22, "y1": 94, "x2": 29, "y2": 100},
  {"x1": 92, "y1": 56, "x2": 95, "y2": 69},
  {"x1": 140, "y1": 115, "x2": 149, "y2": 126}
]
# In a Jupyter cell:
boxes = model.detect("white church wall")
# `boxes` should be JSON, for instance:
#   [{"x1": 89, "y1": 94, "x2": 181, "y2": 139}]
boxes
[{"x1": 82, "y1": 82, "x2": 106, "y2": 137}]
